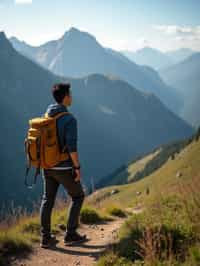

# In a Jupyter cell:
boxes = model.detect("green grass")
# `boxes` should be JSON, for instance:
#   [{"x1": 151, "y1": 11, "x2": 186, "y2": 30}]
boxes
[
  {"x1": 0, "y1": 229, "x2": 32, "y2": 265},
  {"x1": 127, "y1": 148, "x2": 161, "y2": 182},
  {"x1": 80, "y1": 206, "x2": 110, "y2": 224},
  {"x1": 96, "y1": 138, "x2": 200, "y2": 265},
  {"x1": 21, "y1": 219, "x2": 40, "y2": 235},
  {"x1": 98, "y1": 196, "x2": 200, "y2": 265},
  {"x1": 91, "y1": 138, "x2": 200, "y2": 213},
  {"x1": 106, "y1": 206, "x2": 127, "y2": 218},
  {"x1": 0, "y1": 204, "x2": 69, "y2": 264},
  {"x1": 1, "y1": 135, "x2": 200, "y2": 265},
  {"x1": 0, "y1": 231, "x2": 32, "y2": 254},
  {"x1": 0, "y1": 202, "x2": 111, "y2": 264},
  {"x1": 97, "y1": 252, "x2": 133, "y2": 266}
]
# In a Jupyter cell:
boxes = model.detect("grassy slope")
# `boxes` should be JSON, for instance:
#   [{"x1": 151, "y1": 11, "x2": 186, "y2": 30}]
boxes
[
  {"x1": 96, "y1": 136, "x2": 192, "y2": 188},
  {"x1": 93, "y1": 137, "x2": 200, "y2": 265},
  {"x1": 1, "y1": 135, "x2": 200, "y2": 265},
  {"x1": 127, "y1": 148, "x2": 161, "y2": 181},
  {"x1": 89, "y1": 137, "x2": 200, "y2": 212}
]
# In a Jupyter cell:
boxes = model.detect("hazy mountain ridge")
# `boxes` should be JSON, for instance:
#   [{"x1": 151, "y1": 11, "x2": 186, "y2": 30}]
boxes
[
  {"x1": 122, "y1": 47, "x2": 196, "y2": 71},
  {"x1": 122, "y1": 47, "x2": 173, "y2": 70},
  {"x1": 160, "y1": 52, "x2": 200, "y2": 127},
  {"x1": 10, "y1": 27, "x2": 181, "y2": 115},
  {"x1": 166, "y1": 48, "x2": 195, "y2": 64}
]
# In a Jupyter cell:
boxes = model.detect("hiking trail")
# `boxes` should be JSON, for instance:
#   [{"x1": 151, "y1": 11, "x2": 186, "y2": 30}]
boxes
[{"x1": 11, "y1": 207, "x2": 143, "y2": 266}]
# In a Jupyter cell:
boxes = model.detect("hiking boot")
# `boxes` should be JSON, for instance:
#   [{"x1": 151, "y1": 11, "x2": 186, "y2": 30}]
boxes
[
  {"x1": 64, "y1": 232, "x2": 87, "y2": 245},
  {"x1": 40, "y1": 234, "x2": 58, "y2": 248}
]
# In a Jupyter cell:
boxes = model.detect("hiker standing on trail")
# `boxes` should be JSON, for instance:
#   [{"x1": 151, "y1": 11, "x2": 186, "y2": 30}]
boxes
[{"x1": 40, "y1": 83, "x2": 86, "y2": 248}]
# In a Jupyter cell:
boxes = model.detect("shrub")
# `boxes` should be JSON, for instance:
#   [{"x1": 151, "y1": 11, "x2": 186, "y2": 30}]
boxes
[
  {"x1": 21, "y1": 220, "x2": 40, "y2": 234},
  {"x1": 80, "y1": 206, "x2": 104, "y2": 224},
  {"x1": 107, "y1": 206, "x2": 127, "y2": 218},
  {"x1": 97, "y1": 252, "x2": 133, "y2": 266},
  {"x1": 188, "y1": 245, "x2": 200, "y2": 265},
  {"x1": 112, "y1": 206, "x2": 196, "y2": 264},
  {"x1": 0, "y1": 231, "x2": 32, "y2": 265}
]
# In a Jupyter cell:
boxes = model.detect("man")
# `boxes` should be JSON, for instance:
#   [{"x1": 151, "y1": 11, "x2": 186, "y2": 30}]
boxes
[{"x1": 40, "y1": 83, "x2": 86, "y2": 248}]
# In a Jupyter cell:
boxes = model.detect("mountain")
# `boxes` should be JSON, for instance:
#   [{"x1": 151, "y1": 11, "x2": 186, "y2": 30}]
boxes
[
  {"x1": 10, "y1": 27, "x2": 181, "y2": 114},
  {"x1": 159, "y1": 53, "x2": 200, "y2": 127},
  {"x1": 0, "y1": 31, "x2": 193, "y2": 209},
  {"x1": 0, "y1": 31, "x2": 56, "y2": 210},
  {"x1": 122, "y1": 47, "x2": 196, "y2": 71},
  {"x1": 166, "y1": 48, "x2": 195, "y2": 65},
  {"x1": 122, "y1": 47, "x2": 173, "y2": 70},
  {"x1": 9, "y1": 37, "x2": 35, "y2": 58}
]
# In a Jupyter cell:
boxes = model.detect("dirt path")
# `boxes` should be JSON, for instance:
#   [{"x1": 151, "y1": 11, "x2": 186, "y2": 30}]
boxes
[
  {"x1": 11, "y1": 207, "x2": 144, "y2": 266},
  {"x1": 11, "y1": 218, "x2": 125, "y2": 266}
]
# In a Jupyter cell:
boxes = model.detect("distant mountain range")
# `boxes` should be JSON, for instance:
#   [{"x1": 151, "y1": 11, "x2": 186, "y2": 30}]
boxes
[
  {"x1": 0, "y1": 31, "x2": 193, "y2": 209},
  {"x1": 122, "y1": 47, "x2": 195, "y2": 70},
  {"x1": 166, "y1": 48, "x2": 196, "y2": 64},
  {"x1": 122, "y1": 46, "x2": 200, "y2": 127},
  {"x1": 10, "y1": 27, "x2": 181, "y2": 115},
  {"x1": 160, "y1": 52, "x2": 200, "y2": 127},
  {"x1": 122, "y1": 47, "x2": 173, "y2": 70}
]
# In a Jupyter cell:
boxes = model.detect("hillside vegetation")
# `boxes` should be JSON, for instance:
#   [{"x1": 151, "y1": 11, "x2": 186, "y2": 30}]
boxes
[
  {"x1": 96, "y1": 132, "x2": 196, "y2": 188},
  {"x1": 1, "y1": 130, "x2": 200, "y2": 265},
  {"x1": 93, "y1": 131, "x2": 200, "y2": 265}
]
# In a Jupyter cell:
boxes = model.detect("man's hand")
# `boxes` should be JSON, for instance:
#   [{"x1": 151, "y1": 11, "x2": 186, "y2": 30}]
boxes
[
  {"x1": 69, "y1": 152, "x2": 81, "y2": 182},
  {"x1": 74, "y1": 169, "x2": 81, "y2": 182}
]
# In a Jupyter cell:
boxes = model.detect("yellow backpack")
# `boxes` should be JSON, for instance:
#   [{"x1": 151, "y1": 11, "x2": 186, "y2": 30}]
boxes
[{"x1": 24, "y1": 112, "x2": 70, "y2": 188}]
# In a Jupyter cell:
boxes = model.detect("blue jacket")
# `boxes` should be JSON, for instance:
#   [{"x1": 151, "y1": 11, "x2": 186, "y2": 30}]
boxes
[{"x1": 45, "y1": 103, "x2": 77, "y2": 168}]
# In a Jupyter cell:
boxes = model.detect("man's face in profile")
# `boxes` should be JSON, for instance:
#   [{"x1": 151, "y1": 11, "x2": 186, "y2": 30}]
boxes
[{"x1": 63, "y1": 90, "x2": 72, "y2": 106}]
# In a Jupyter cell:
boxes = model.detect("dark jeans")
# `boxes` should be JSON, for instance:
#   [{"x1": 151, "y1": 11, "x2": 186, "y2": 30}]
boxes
[{"x1": 40, "y1": 168, "x2": 85, "y2": 239}]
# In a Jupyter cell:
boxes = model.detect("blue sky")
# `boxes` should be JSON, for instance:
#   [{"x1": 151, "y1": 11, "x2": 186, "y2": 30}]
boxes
[{"x1": 0, "y1": 0, "x2": 200, "y2": 51}]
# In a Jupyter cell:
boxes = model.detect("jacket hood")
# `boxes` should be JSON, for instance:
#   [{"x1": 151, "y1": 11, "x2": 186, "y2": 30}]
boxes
[{"x1": 46, "y1": 103, "x2": 68, "y2": 117}]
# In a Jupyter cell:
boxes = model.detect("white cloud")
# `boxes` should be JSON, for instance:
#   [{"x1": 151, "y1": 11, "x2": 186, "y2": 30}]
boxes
[
  {"x1": 153, "y1": 24, "x2": 200, "y2": 50},
  {"x1": 175, "y1": 35, "x2": 200, "y2": 42},
  {"x1": 15, "y1": 0, "x2": 32, "y2": 4},
  {"x1": 153, "y1": 24, "x2": 200, "y2": 37}
]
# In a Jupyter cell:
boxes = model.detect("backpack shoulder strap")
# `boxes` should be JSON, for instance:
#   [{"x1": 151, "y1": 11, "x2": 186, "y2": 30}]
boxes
[{"x1": 44, "y1": 111, "x2": 70, "y2": 120}]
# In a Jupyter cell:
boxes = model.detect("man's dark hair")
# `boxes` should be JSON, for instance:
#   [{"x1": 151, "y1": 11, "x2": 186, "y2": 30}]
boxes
[{"x1": 52, "y1": 83, "x2": 71, "y2": 103}]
